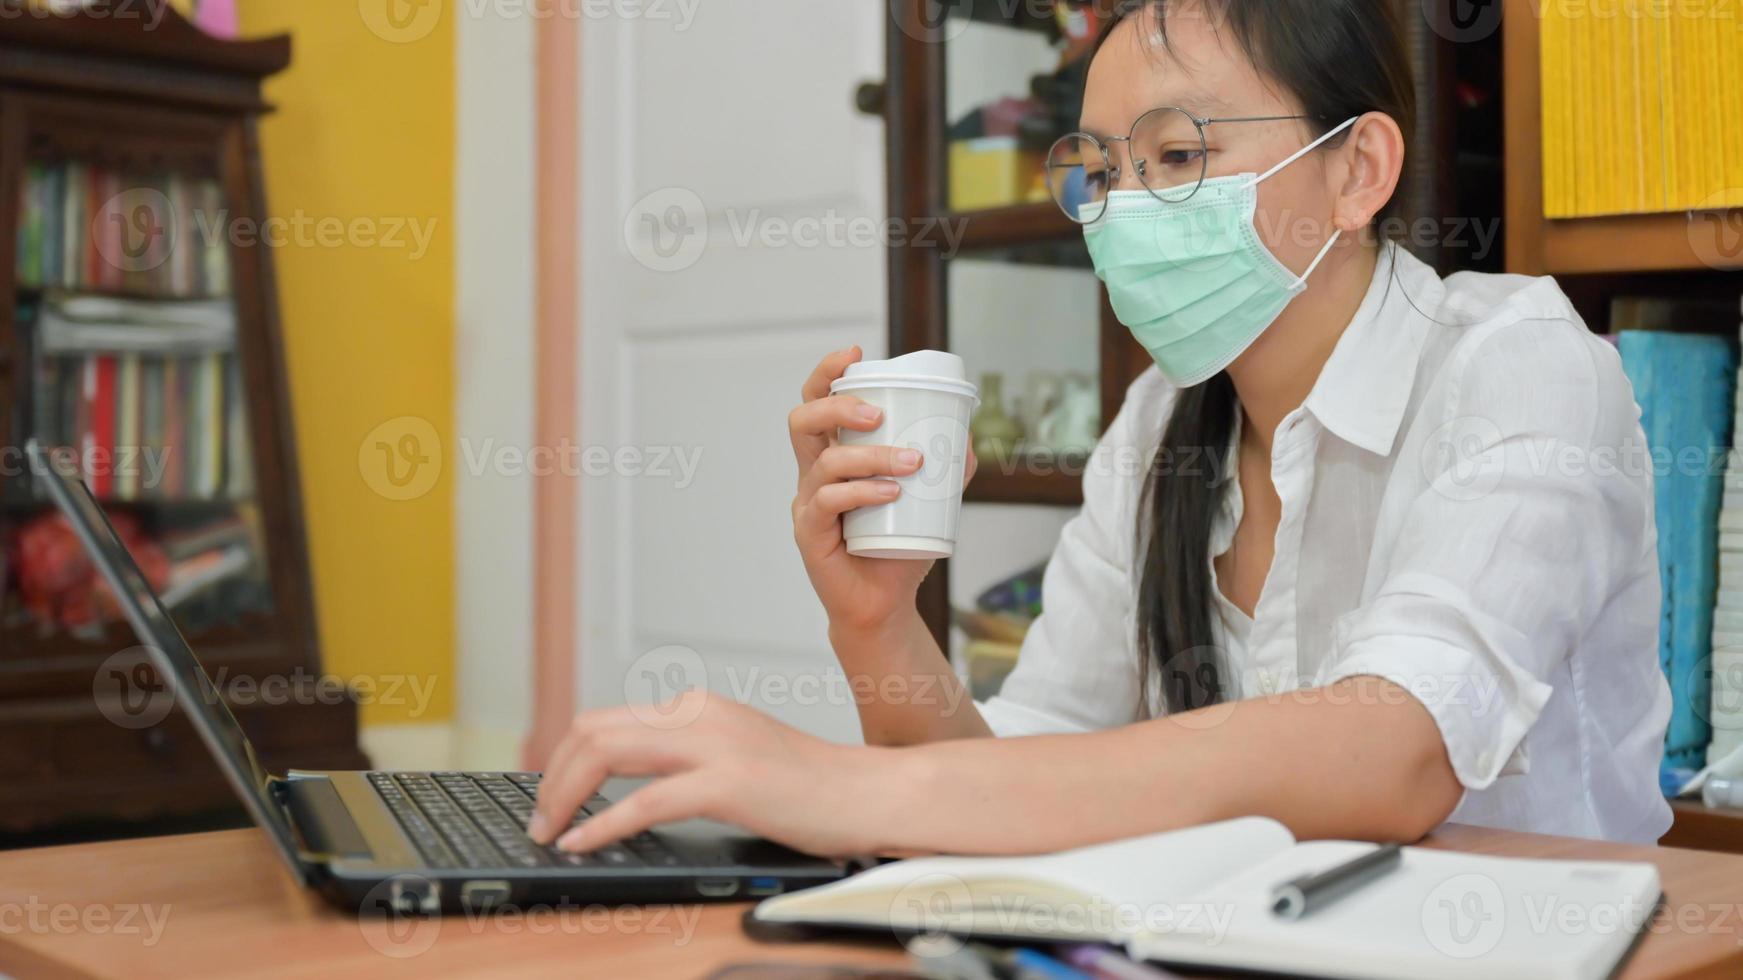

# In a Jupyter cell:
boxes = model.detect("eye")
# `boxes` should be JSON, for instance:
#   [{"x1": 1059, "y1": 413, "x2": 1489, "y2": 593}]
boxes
[{"x1": 1158, "y1": 147, "x2": 1205, "y2": 167}]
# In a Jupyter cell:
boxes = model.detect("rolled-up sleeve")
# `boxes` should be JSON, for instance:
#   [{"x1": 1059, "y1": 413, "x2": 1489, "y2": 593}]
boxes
[
  {"x1": 1317, "y1": 316, "x2": 1654, "y2": 790},
  {"x1": 977, "y1": 372, "x2": 1170, "y2": 736}
]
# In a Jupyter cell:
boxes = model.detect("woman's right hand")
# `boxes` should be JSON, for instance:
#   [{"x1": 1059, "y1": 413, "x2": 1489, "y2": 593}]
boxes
[{"x1": 788, "y1": 346, "x2": 971, "y2": 634}]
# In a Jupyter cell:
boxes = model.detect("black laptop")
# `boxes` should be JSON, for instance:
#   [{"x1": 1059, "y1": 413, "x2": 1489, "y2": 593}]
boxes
[{"x1": 29, "y1": 440, "x2": 848, "y2": 913}]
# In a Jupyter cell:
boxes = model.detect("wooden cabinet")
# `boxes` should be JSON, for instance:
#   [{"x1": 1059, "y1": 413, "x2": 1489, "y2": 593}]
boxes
[
  {"x1": 0, "y1": 0, "x2": 365, "y2": 835},
  {"x1": 877, "y1": 1, "x2": 1142, "y2": 650}
]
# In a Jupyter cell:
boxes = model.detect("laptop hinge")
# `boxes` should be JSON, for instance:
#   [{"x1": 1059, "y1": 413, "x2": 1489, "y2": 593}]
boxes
[{"x1": 275, "y1": 774, "x2": 373, "y2": 861}]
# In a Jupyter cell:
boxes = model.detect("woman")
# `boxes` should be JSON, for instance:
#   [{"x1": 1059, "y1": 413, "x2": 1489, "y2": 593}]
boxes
[{"x1": 529, "y1": 0, "x2": 1671, "y2": 856}]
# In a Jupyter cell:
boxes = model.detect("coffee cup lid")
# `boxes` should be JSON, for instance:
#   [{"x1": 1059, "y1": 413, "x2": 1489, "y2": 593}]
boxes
[{"x1": 830, "y1": 350, "x2": 979, "y2": 401}]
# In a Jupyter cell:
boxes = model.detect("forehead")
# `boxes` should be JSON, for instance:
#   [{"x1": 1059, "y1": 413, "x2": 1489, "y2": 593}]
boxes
[{"x1": 1081, "y1": 5, "x2": 1280, "y2": 135}]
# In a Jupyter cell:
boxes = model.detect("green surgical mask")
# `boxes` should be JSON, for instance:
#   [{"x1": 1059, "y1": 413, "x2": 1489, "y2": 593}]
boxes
[{"x1": 1083, "y1": 116, "x2": 1357, "y2": 388}]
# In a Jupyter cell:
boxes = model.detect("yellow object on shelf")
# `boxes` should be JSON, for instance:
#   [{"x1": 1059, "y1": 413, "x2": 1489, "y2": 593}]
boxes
[
  {"x1": 949, "y1": 137, "x2": 1044, "y2": 213},
  {"x1": 1541, "y1": 2, "x2": 1743, "y2": 217}
]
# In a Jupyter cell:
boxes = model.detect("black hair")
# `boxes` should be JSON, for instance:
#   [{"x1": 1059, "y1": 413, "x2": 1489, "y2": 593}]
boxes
[{"x1": 1095, "y1": 0, "x2": 1417, "y2": 715}]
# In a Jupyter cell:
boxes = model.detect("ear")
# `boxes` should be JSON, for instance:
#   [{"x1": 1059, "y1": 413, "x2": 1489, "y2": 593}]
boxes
[{"x1": 1330, "y1": 111, "x2": 1405, "y2": 232}]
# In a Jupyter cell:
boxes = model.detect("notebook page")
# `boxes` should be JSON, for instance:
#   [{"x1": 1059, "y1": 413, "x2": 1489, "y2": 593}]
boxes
[
  {"x1": 1132, "y1": 841, "x2": 1661, "y2": 980},
  {"x1": 756, "y1": 817, "x2": 1294, "y2": 933}
]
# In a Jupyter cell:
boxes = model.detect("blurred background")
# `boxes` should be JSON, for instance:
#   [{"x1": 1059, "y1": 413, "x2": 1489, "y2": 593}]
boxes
[{"x1": 2, "y1": 0, "x2": 1741, "y2": 850}]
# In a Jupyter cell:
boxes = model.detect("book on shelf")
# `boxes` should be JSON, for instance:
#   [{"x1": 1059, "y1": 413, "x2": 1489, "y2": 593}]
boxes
[
  {"x1": 15, "y1": 161, "x2": 228, "y2": 297},
  {"x1": 21, "y1": 293, "x2": 247, "y2": 504},
  {"x1": 1615, "y1": 330, "x2": 1738, "y2": 774},
  {"x1": 1540, "y1": 4, "x2": 1743, "y2": 218}
]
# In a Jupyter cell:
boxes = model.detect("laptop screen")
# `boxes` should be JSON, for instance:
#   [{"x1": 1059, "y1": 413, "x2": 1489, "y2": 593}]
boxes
[{"x1": 29, "y1": 441, "x2": 310, "y2": 882}]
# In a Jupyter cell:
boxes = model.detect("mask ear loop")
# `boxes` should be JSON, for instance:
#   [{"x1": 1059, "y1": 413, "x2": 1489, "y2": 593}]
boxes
[
  {"x1": 1244, "y1": 115, "x2": 1360, "y2": 288},
  {"x1": 1295, "y1": 228, "x2": 1342, "y2": 288},
  {"x1": 1248, "y1": 115, "x2": 1360, "y2": 186}
]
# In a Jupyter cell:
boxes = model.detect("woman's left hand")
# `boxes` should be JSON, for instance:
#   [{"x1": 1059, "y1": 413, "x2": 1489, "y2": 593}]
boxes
[{"x1": 525, "y1": 693, "x2": 898, "y2": 857}]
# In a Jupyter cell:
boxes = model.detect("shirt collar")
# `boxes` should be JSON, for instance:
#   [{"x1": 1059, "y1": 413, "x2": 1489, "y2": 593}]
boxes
[{"x1": 1301, "y1": 242, "x2": 1439, "y2": 457}]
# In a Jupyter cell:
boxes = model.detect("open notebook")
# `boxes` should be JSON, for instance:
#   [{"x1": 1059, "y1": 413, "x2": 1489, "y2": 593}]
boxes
[{"x1": 752, "y1": 818, "x2": 1661, "y2": 980}]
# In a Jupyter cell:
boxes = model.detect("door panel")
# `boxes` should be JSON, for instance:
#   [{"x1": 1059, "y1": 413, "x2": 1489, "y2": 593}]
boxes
[{"x1": 578, "y1": 2, "x2": 887, "y2": 743}]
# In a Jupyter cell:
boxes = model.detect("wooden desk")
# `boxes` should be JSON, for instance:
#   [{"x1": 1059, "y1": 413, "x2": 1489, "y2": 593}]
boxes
[{"x1": 2, "y1": 826, "x2": 1741, "y2": 979}]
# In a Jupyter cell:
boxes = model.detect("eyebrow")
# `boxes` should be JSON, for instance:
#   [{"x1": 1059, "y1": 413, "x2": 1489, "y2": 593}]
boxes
[{"x1": 1080, "y1": 92, "x2": 1232, "y2": 138}]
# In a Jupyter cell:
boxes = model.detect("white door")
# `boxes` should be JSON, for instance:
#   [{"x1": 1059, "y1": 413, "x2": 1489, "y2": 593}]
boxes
[{"x1": 576, "y1": 1, "x2": 889, "y2": 742}]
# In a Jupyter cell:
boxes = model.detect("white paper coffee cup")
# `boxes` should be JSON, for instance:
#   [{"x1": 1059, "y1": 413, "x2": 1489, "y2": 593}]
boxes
[{"x1": 831, "y1": 350, "x2": 979, "y2": 559}]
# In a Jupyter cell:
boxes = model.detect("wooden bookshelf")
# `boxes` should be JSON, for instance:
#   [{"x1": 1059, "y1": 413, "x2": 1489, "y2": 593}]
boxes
[
  {"x1": 0, "y1": 0, "x2": 366, "y2": 835},
  {"x1": 953, "y1": 201, "x2": 1078, "y2": 251},
  {"x1": 1502, "y1": 0, "x2": 1743, "y2": 276}
]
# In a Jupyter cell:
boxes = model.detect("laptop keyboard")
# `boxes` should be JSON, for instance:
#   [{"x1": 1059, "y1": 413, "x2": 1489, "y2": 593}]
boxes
[{"x1": 368, "y1": 772, "x2": 688, "y2": 871}]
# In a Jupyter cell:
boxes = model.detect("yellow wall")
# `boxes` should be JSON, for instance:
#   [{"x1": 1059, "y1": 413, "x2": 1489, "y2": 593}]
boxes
[{"x1": 236, "y1": 1, "x2": 455, "y2": 726}]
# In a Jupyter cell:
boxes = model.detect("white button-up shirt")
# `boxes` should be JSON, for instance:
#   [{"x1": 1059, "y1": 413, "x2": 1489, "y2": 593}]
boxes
[{"x1": 979, "y1": 244, "x2": 1673, "y2": 844}]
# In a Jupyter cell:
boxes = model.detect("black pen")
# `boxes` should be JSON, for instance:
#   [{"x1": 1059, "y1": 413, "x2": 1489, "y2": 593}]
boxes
[{"x1": 1270, "y1": 843, "x2": 1403, "y2": 919}]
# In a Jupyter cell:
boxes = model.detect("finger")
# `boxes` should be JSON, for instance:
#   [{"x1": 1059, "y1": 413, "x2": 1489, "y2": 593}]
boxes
[
  {"x1": 529, "y1": 711, "x2": 683, "y2": 843},
  {"x1": 556, "y1": 773, "x2": 717, "y2": 853},
  {"x1": 799, "y1": 444, "x2": 921, "y2": 499},
  {"x1": 789, "y1": 395, "x2": 884, "y2": 473},
  {"x1": 800, "y1": 346, "x2": 862, "y2": 404},
  {"x1": 965, "y1": 447, "x2": 978, "y2": 486},
  {"x1": 794, "y1": 480, "x2": 900, "y2": 556},
  {"x1": 798, "y1": 394, "x2": 892, "y2": 474},
  {"x1": 530, "y1": 706, "x2": 623, "y2": 824}
]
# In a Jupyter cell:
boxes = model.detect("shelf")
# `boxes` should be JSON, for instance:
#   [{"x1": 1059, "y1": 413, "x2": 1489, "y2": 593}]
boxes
[
  {"x1": 965, "y1": 453, "x2": 1088, "y2": 506},
  {"x1": 954, "y1": 201, "x2": 1079, "y2": 251},
  {"x1": 0, "y1": 496, "x2": 249, "y2": 515},
  {"x1": 1501, "y1": 0, "x2": 1743, "y2": 276},
  {"x1": 1662, "y1": 800, "x2": 1743, "y2": 855},
  {"x1": 1529, "y1": 211, "x2": 1743, "y2": 276},
  {"x1": 15, "y1": 284, "x2": 233, "y2": 304}
]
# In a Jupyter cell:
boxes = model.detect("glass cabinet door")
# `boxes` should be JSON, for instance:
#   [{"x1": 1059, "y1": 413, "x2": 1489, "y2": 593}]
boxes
[
  {"x1": 7, "y1": 149, "x2": 278, "y2": 654},
  {"x1": 912, "y1": 1, "x2": 1120, "y2": 692}
]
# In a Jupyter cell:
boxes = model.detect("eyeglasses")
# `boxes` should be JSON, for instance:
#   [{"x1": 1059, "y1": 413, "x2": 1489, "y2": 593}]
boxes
[{"x1": 1045, "y1": 108, "x2": 1311, "y2": 224}]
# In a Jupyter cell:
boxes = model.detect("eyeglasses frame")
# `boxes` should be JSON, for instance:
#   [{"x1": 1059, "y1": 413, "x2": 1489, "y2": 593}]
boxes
[{"x1": 1046, "y1": 108, "x2": 1316, "y2": 224}]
